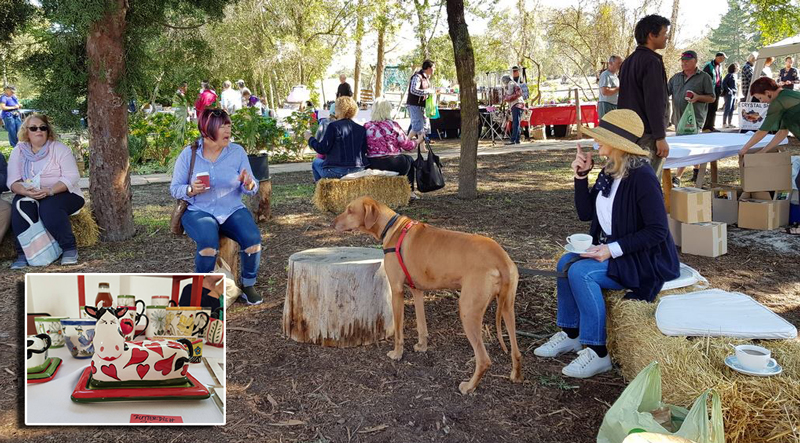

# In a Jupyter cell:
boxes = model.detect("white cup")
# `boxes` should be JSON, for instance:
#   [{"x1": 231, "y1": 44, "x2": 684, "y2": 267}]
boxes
[
  {"x1": 566, "y1": 234, "x2": 593, "y2": 252},
  {"x1": 735, "y1": 344, "x2": 775, "y2": 372}
]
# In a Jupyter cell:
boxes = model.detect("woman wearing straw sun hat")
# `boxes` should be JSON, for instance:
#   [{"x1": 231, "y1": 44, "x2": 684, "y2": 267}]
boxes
[{"x1": 534, "y1": 109, "x2": 679, "y2": 379}]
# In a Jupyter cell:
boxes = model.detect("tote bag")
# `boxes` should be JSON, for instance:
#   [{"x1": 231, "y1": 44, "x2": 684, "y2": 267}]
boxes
[
  {"x1": 414, "y1": 140, "x2": 445, "y2": 193},
  {"x1": 16, "y1": 197, "x2": 62, "y2": 266},
  {"x1": 676, "y1": 104, "x2": 698, "y2": 135}
]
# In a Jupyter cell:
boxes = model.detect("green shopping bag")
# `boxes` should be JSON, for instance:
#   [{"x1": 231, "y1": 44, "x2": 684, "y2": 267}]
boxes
[
  {"x1": 597, "y1": 362, "x2": 724, "y2": 443},
  {"x1": 676, "y1": 103, "x2": 698, "y2": 135},
  {"x1": 425, "y1": 93, "x2": 440, "y2": 119}
]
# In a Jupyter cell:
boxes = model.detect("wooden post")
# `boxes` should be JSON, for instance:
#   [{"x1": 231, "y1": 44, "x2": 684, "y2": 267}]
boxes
[
  {"x1": 219, "y1": 236, "x2": 240, "y2": 285},
  {"x1": 710, "y1": 161, "x2": 719, "y2": 186},
  {"x1": 283, "y1": 247, "x2": 394, "y2": 347},
  {"x1": 663, "y1": 168, "x2": 672, "y2": 212},
  {"x1": 574, "y1": 88, "x2": 582, "y2": 138}
]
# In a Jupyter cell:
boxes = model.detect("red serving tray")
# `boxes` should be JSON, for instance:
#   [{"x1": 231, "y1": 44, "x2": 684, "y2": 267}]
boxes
[
  {"x1": 27, "y1": 358, "x2": 62, "y2": 384},
  {"x1": 71, "y1": 367, "x2": 210, "y2": 403}
]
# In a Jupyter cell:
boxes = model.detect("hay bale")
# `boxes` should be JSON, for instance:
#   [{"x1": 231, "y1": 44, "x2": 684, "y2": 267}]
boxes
[
  {"x1": 313, "y1": 175, "x2": 411, "y2": 214},
  {"x1": 606, "y1": 289, "x2": 800, "y2": 443},
  {"x1": 0, "y1": 202, "x2": 100, "y2": 260}
]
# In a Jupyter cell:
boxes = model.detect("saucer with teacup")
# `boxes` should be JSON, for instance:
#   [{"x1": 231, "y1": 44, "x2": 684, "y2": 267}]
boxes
[
  {"x1": 564, "y1": 234, "x2": 593, "y2": 254},
  {"x1": 725, "y1": 344, "x2": 783, "y2": 377}
]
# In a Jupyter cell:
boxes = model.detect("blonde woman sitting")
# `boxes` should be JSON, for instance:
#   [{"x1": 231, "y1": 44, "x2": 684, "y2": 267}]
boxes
[
  {"x1": 304, "y1": 96, "x2": 368, "y2": 181},
  {"x1": 364, "y1": 98, "x2": 422, "y2": 196},
  {"x1": 534, "y1": 109, "x2": 679, "y2": 378}
]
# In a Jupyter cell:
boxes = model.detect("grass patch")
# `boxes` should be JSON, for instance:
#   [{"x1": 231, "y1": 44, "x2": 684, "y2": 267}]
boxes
[
  {"x1": 537, "y1": 375, "x2": 580, "y2": 390},
  {"x1": 135, "y1": 204, "x2": 170, "y2": 232},
  {"x1": 272, "y1": 183, "x2": 315, "y2": 207}
]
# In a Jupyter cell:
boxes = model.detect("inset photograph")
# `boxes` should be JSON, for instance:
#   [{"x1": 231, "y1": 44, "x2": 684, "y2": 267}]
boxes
[{"x1": 25, "y1": 273, "x2": 226, "y2": 425}]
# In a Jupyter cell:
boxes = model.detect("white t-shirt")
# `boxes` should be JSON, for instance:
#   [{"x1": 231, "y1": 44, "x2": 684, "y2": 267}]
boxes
[
  {"x1": 220, "y1": 89, "x2": 242, "y2": 113},
  {"x1": 599, "y1": 70, "x2": 620, "y2": 105}
]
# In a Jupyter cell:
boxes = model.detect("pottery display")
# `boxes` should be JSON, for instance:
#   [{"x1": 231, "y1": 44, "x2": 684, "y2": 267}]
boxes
[
  {"x1": 164, "y1": 307, "x2": 209, "y2": 338},
  {"x1": 205, "y1": 308, "x2": 224, "y2": 347},
  {"x1": 146, "y1": 305, "x2": 168, "y2": 339},
  {"x1": 62, "y1": 318, "x2": 97, "y2": 358},
  {"x1": 34, "y1": 317, "x2": 67, "y2": 348},
  {"x1": 116, "y1": 294, "x2": 135, "y2": 308},
  {"x1": 27, "y1": 357, "x2": 62, "y2": 383},
  {"x1": 26, "y1": 333, "x2": 51, "y2": 370},
  {"x1": 151, "y1": 296, "x2": 175, "y2": 307},
  {"x1": 84, "y1": 306, "x2": 194, "y2": 383},
  {"x1": 118, "y1": 300, "x2": 148, "y2": 341}
]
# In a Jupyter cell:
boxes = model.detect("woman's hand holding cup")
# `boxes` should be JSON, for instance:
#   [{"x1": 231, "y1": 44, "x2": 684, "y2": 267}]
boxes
[{"x1": 188, "y1": 179, "x2": 207, "y2": 196}]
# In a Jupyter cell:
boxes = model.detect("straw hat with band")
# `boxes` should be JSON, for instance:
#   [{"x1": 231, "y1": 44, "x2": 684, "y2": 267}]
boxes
[{"x1": 581, "y1": 109, "x2": 649, "y2": 156}]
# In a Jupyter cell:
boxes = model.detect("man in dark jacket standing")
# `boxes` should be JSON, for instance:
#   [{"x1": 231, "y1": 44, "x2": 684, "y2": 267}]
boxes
[
  {"x1": 336, "y1": 74, "x2": 353, "y2": 98},
  {"x1": 618, "y1": 15, "x2": 671, "y2": 173},
  {"x1": 702, "y1": 52, "x2": 727, "y2": 132}
]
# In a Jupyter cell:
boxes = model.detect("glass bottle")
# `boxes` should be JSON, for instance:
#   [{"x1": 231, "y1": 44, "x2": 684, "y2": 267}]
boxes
[{"x1": 95, "y1": 282, "x2": 113, "y2": 308}]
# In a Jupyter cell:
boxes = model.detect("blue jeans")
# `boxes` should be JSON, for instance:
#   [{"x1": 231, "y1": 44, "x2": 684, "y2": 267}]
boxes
[
  {"x1": 182, "y1": 208, "x2": 262, "y2": 287},
  {"x1": 511, "y1": 106, "x2": 522, "y2": 143},
  {"x1": 597, "y1": 101, "x2": 617, "y2": 119},
  {"x1": 311, "y1": 158, "x2": 364, "y2": 182},
  {"x1": 408, "y1": 105, "x2": 428, "y2": 136},
  {"x1": 3, "y1": 114, "x2": 22, "y2": 148},
  {"x1": 555, "y1": 253, "x2": 624, "y2": 346},
  {"x1": 723, "y1": 94, "x2": 736, "y2": 126}
]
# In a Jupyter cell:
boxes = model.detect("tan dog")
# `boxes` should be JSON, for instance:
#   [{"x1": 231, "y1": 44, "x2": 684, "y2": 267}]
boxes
[{"x1": 333, "y1": 196, "x2": 522, "y2": 394}]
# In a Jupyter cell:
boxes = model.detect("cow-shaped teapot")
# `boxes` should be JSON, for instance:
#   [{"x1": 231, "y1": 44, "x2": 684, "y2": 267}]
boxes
[
  {"x1": 27, "y1": 333, "x2": 51, "y2": 370},
  {"x1": 84, "y1": 306, "x2": 194, "y2": 382}
]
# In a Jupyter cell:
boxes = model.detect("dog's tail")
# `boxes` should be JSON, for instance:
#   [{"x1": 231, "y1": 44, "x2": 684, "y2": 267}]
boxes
[{"x1": 496, "y1": 262, "x2": 519, "y2": 354}]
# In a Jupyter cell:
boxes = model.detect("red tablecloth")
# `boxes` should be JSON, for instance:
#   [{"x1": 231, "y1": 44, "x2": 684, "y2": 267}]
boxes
[{"x1": 527, "y1": 103, "x2": 599, "y2": 127}]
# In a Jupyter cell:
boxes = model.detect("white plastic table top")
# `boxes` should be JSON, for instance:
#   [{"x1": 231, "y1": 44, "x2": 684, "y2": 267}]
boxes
[
  {"x1": 26, "y1": 343, "x2": 225, "y2": 425},
  {"x1": 662, "y1": 132, "x2": 788, "y2": 169}
]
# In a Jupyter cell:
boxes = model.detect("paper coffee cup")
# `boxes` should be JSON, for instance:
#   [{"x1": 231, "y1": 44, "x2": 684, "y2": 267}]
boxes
[{"x1": 197, "y1": 172, "x2": 210, "y2": 188}]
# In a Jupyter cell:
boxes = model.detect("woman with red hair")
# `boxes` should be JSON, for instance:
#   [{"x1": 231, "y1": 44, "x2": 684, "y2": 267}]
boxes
[
  {"x1": 170, "y1": 108, "x2": 264, "y2": 305},
  {"x1": 738, "y1": 77, "x2": 800, "y2": 156}
]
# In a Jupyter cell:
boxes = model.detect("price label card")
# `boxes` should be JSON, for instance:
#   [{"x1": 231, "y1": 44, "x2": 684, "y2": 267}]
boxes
[{"x1": 130, "y1": 414, "x2": 184, "y2": 424}]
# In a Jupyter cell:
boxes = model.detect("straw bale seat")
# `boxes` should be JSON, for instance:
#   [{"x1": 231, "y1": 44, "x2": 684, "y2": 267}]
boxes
[{"x1": 313, "y1": 175, "x2": 411, "y2": 214}]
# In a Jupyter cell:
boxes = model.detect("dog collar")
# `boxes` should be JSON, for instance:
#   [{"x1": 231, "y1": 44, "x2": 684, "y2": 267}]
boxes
[{"x1": 380, "y1": 214, "x2": 400, "y2": 242}]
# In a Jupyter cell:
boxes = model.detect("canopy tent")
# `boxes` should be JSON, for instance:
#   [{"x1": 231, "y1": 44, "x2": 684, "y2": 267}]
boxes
[{"x1": 748, "y1": 34, "x2": 800, "y2": 100}]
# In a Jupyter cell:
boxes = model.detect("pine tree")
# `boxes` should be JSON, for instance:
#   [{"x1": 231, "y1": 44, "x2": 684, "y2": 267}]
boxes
[{"x1": 708, "y1": 0, "x2": 760, "y2": 63}]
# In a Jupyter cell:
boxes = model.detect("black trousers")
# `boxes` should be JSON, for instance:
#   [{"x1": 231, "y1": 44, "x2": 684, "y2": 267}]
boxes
[
  {"x1": 368, "y1": 155, "x2": 416, "y2": 190},
  {"x1": 703, "y1": 91, "x2": 721, "y2": 130},
  {"x1": 11, "y1": 192, "x2": 85, "y2": 254}
]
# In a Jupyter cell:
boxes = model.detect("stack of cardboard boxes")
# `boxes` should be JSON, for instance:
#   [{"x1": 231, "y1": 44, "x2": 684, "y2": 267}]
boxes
[{"x1": 668, "y1": 152, "x2": 793, "y2": 258}]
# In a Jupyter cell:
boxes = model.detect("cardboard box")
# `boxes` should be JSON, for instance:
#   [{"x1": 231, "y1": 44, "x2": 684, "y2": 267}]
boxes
[
  {"x1": 668, "y1": 216, "x2": 683, "y2": 247},
  {"x1": 740, "y1": 152, "x2": 792, "y2": 192},
  {"x1": 711, "y1": 186, "x2": 742, "y2": 225},
  {"x1": 681, "y1": 222, "x2": 727, "y2": 257},
  {"x1": 738, "y1": 191, "x2": 790, "y2": 230},
  {"x1": 670, "y1": 187, "x2": 712, "y2": 224}
]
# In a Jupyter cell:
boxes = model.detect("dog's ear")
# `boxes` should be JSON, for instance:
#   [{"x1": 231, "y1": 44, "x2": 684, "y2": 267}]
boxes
[{"x1": 363, "y1": 200, "x2": 378, "y2": 230}]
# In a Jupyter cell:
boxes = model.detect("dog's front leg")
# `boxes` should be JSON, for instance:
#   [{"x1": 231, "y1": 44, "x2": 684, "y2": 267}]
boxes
[
  {"x1": 386, "y1": 285, "x2": 405, "y2": 361},
  {"x1": 411, "y1": 288, "x2": 428, "y2": 352}
]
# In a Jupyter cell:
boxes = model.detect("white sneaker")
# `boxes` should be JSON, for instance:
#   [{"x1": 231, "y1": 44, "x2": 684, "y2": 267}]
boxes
[
  {"x1": 533, "y1": 331, "x2": 582, "y2": 358},
  {"x1": 561, "y1": 348, "x2": 612, "y2": 378}
]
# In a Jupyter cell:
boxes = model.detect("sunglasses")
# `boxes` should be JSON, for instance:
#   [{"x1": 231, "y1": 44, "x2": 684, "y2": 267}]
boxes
[
  {"x1": 28, "y1": 126, "x2": 48, "y2": 132},
  {"x1": 208, "y1": 109, "x2": 228, "y2": 117}
]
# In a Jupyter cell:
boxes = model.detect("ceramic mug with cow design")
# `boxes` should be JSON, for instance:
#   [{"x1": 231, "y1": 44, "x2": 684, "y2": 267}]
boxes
[
  {"x1": 27, "y1": 333, "x2": 51, "y2": 371},
  {"x1": 84, "y1": 306, "x2": 194, "y2": 382},
  {"x1": 164, "y1": 307, "x2": 209, "y2": 338}
]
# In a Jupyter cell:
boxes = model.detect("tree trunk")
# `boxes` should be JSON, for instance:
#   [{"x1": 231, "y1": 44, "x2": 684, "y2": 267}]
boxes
[
  {"x1": 375, "y1": 27, "x2": 386, "y2": 98},
  {"x1": 219, "y1": 236, "x2": 240, "y2": 285},
  {"x1": 86, "y1": 0, "x2": 135, "y2": 241},
  {"x1": 282, "y1": 247, "x2": 394, "y2": 347},
  {"x1": 353, "y1": 0, "x2": 364, "y2": 103},
  {"x1": 667, "y1": 0, "x2": 680, "y2": 51},
  {"x1": 244, "y1": 180, "x2": 272, "y2": 222},
  {"x1": 447, "y1": 0, "x2": 478, "y2": 200}
]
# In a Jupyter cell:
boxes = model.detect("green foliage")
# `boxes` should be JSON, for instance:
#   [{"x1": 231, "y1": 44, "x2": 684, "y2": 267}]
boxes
[
  {"x1": 709, "y1": 0, "x2": 761, "y2": 63},
  {"x1": 748, "y1": 0, "x2": 800, "y2": 45},
  {"x1": 0, "y1": 0, "x2": 36, "y2": 43},
  {"x1": 281, "y1": 110, "x2": 318, "y2": 159},
  {"x1": 230, "y1": 106, "x2": 284, "y2": 155},
  {"x1": 128, "y1": 112, "x2": 198, "y2": 166}
]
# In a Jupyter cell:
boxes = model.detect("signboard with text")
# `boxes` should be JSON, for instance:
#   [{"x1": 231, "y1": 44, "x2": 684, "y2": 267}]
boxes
[{"x1": 739, "y1": 102, "x2": 769, "y2": 131}]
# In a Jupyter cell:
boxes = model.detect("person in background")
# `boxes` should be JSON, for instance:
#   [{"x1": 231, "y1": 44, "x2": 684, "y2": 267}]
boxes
[
  {"x1": 172, "y1": 81, "x2": 191, "y2": 122},
  {"x1": 701, "y1": 52, "x2": 727, "y2": 132},
  {"x1": 738, "y1": 77, "x2": 800, "y2": 160},
  {"x1": 511, "y1": 66, "x2": 522, "y2": 84},
  {"x1": 722, "y1": 63, "x2": 739, "y2": 128},
  {"x1": 7, "y1": 114, "x2": 85, "y2": 268},
  {"x1": 1, "y1": 85, "x2": 23, "y2": 148},
  {"x1": 0, "y1": 151, "x2": 11, "y2": 246},
  {"x1": 336, "y1": 74, "x2": 353, "y2": 98},
  {"x1": 534, "y1": 109, "x2": 679, "y2": 378},
  {"x1": 667, "y1": 50, "x2": 715, "y2": 186},
  {"x1": 406, "y1": 59, "x2": 435, "y2": 141},
  {"x1": 241, "y1": 89, "x2": 262, "y2": 112},
  {"x1": 741, "y1": 52, "x2": 757, "y2": 100},
  {"x1": 617, "y1": 14, "x2": 671, "y2": 173},
  {"x1": 220, "y1": 80, "x2": 242, "y2": 114},
  {"x1": 762, "y1": 57, "x2": 775, "y2": 79},
  {"x1": 304, "y1": 96, "x2": 368, "y2": 181},
  {"x1": 195, "y1": 80, "x2": 217, "y2": 116},
  {"x1": 502, "y1": 74, "x2": 524, "y2": 145},
  {"x1": 598, "y1": 55, "x2": 623, "y2": 119},
  {"x1": 779, "y1": 56, "x2": 799, "y2": 90},
  {"x1": 179, "y1": 275, "x2": 225, "y2": 309},
  {"x1": 364, "y1": 98, "x2": 422, "y2": 199},
  {"x1": 170, "y1": 108, "x2": 263, "y2": 305}
]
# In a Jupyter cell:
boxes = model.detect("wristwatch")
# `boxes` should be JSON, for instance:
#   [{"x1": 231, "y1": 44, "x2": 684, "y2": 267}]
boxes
[{"x1": 186, "y1": 185, "x2": 192, "y2": 196}]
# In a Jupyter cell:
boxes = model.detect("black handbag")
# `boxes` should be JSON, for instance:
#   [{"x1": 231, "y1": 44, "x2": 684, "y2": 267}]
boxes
[{"x1": 414, "y1": 140, "x2": 445, "y2": 193}]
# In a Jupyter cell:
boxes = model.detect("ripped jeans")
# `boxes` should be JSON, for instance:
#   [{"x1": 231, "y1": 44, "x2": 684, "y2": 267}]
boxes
[{"x1": 182, "y1": 208, "x2": 262, "y2": 287}]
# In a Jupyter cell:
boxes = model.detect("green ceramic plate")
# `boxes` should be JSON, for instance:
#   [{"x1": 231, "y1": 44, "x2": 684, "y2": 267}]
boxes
[
  {"x1": 89, "y1": 375, "x2": 191, "y2": 389},
  {"x1": 27, "y1": 359, "x2": 50, "y2": 374},
  {"x1": 27, "y1": 358, "x2": 61, "y2": 380}
]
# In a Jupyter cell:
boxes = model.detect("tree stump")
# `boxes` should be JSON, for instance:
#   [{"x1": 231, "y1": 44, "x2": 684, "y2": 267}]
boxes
[
  {"x1": 283, "y1": 247, "x2": 394, "y2": 347},
  {"x1": 245, "y1": 179, "x2": 272, "y2": 222},
  {"x1": 219, "y1": 236, "x2": 240, "y2": 284}
]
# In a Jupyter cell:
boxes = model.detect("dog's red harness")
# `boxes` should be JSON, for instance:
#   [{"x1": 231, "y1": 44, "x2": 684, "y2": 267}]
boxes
[{"x1": 382, "y1": 218, "x2": 420, "y2": 289}]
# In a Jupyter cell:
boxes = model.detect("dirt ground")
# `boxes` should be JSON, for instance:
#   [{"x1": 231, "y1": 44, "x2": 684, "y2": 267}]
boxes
[{"x1": 1, "y1": 142, "x2": 799, "y2": 442}]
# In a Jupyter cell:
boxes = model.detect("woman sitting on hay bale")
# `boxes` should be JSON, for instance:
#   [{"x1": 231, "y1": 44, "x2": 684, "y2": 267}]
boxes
[
  {"x1": 7, "y1": 113, "x2": 84, "y2": 268},
  {"x1": 304, "y1": 96, "x2": 368, "y2": 182},
  {"x1": 365, "y1": 98, "x2": 423, "y2": 199},
  {"x1": 170, "y1": 108, "x2": 263, "y2": 305},
  {"x1": 534, "y1": 109, "x2": 679, "y2": 378}
]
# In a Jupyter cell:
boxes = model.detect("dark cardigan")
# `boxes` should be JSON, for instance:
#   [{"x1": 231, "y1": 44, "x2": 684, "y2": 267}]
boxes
[
  {"x1": 308, "y1": 119, "x2": 369, "y2": 169},
  {"x1": 574, "y1": 165, "x2": 680, "y2": 302}
]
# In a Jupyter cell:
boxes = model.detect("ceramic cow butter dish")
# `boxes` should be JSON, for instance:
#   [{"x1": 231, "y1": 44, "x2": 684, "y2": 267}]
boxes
[{"x1": 84, "y1": 306, "x2": 194, "y2": 383}]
